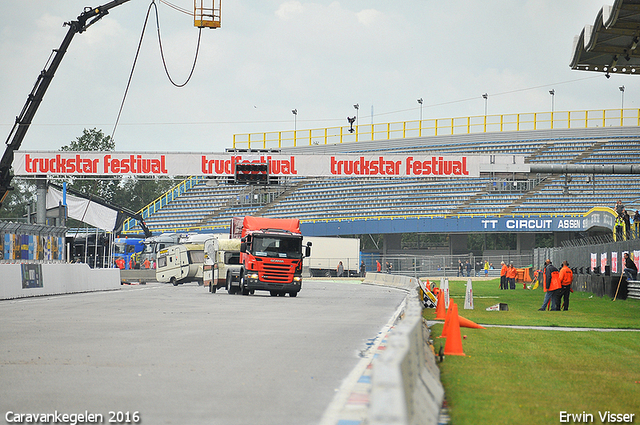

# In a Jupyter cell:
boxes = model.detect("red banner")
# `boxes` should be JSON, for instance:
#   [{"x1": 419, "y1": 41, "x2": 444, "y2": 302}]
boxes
[{"x1": 13, "y1": 151, "x2": 527, "y2": 177}]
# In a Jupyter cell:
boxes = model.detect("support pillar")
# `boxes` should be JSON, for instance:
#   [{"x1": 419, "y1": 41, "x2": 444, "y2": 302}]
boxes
[{"x1": 36, "y1": 176, "x2": 47, "y2": 225}]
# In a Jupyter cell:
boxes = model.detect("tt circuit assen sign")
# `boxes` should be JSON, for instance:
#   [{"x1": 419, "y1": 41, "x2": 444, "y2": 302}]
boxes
[{"x1": 13, "y1": 152, "x2": 526, "y2": 177}]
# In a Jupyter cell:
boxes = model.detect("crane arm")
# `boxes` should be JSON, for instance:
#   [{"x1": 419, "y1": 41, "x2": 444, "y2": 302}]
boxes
[{"x1": 0, "y1": 0, "x2": 131, "y2": 209}]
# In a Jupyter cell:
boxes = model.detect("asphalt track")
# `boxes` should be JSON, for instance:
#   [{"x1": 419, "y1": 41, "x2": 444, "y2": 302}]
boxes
[{"x1": 0, "y1": 280, "x2": 406, "y2": 425}]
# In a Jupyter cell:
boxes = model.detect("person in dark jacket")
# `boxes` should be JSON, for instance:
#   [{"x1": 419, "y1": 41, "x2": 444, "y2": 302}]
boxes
[
  {"x1": 546, "y1": 261, "x2": 562, "y2": 310},
  {"x1": 623, "y1": 209, "x2": 632, "y2": 240},
  {"x1": 623, "y1": 252, "x2": 638, "y2": 281}
]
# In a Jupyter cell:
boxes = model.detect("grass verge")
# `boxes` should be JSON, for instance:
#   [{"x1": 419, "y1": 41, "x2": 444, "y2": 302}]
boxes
[{"x1": 425, "y1": 279, "x2": 640, "y2": 424}]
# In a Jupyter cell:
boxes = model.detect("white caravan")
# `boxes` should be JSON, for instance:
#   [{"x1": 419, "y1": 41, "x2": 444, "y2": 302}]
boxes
[{"x1": 156, "y1": 243, "x2": 205, "y2": 286}]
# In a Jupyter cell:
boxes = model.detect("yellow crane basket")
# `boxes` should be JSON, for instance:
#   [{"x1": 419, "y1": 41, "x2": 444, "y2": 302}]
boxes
[{"x1": 194, "y1": 0, "x2": 221, "y2": 28}]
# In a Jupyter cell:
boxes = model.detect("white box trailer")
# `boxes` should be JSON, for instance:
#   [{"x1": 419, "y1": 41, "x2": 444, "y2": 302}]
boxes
[{"x1": 303, "y1": 236, "x2": 360, "y2": 277}]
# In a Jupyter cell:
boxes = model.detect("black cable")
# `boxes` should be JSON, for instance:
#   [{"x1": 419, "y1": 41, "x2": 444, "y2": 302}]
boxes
[
  {"x1": 152, "y1": 1, "x2": 203, "y2": 88},
  {"x1": 111, "y1": 0, "x2": 203, "y2": 142},
  {"x1": 111, "y1": 1, "x2": 155, "y2": 142}
]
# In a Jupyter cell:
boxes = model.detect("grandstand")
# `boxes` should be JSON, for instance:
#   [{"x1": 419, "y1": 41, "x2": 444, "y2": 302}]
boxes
[{"x1": 124, "y1": 124, "x2": 640, "y2": 245}]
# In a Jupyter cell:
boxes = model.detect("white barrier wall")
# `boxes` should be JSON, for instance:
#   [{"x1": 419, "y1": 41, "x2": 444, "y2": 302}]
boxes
[
  {"x1": 363, "y1": 272, "x2": 444, "y2": 425},
  {"x1": 0, "y1": 263, "x2": 120, "y2": 300}
]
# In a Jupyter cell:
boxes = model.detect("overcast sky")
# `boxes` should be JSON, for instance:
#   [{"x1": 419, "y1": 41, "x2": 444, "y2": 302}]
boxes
[{"x1": 0, "y1": 0, "x2": 635, "y2": 153}]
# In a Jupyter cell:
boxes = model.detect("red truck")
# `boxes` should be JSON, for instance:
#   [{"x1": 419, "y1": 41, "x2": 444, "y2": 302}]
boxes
[{"x1": 233, "y1": 216, "x2": 311, "y2": 297}]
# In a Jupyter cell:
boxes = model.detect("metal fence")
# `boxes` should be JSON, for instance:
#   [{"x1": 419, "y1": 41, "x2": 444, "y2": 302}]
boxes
[
  {"x1": 534, "y1": 239, "x2": 640, "y2": 275},
  {"x1": 359, "y1": 252, "x2": 533, "y2": 279},
  {"x1": 0, "y1": 221, "x2": 67, "y2": 263}
]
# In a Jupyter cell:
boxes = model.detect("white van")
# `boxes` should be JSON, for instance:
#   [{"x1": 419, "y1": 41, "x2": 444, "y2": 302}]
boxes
[
  {"x1": 156, "y1": 243, "x2": 205, "y2": 286},
  {"x1": 203, "y1": 238, "x2": 242, "y2": 293}
]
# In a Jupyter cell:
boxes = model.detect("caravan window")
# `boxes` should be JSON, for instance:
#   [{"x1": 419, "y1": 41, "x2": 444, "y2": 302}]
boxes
[{"x1": 188, "y1": 250, "x2": 205, "y2": 264}]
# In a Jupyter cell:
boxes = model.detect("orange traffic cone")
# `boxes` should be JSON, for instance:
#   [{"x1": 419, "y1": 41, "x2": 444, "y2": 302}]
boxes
[
  {"x1": 444, "y1": 303, "x2": 466, "y2": 356},
  {"x1": 437, "y1": 303, "x2": 454, "y2": 338},
  {"x1": 458, "y1": 315, "x2": 485, "y2": 329},
  {"x1": 434, "y1": 289, "x2": 446, "y2": 320}
]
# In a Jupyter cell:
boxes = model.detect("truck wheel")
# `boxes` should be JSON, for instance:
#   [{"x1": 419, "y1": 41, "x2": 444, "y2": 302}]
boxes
[
  {"x1": 289, "y1": 292, "x2": 298, "y2": 297},
  {"x1": 240, "y1": 274, "x2": 249, "y2": 295},
  {"x1": 211, "y1": 285, "x2": 217, "y2": 294},
  {"x1": 226, "y1": 274, "x2": 232, "y2": 292},
  {"x1": 270, "y1": 291, "x2": 277, "y2": 297},
  {"x1": 171, "y1": 277, "x2": 178, "y2": 286}
]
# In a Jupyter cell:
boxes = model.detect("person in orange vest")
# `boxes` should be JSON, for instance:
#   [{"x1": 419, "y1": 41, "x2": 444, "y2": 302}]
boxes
[
  {"x1": 539, "y1": 259, "x2": 561, "y2": 310},
  {"x1": 539, "y1": 260, "x2": 552, "y2": 310},
  {"x1": 507, "y1": 263, "x2": 517, "y2": 290},
  {"x1": 143, "y1": 258, "x2": 151, "y2": 270},
  {"x1": 500, "y1": 261, "x2": 508, "y2": 290},
  {"x1": 558, "y1": 260, "x2": 573, "y2": 311},
  {"x1": 376, "y1": 260, "x2": 381, "y2": 272}
]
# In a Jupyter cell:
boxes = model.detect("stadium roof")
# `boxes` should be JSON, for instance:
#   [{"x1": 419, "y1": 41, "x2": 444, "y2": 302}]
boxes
[{"x1": 570, "y1": 0, "x2": 640, "y2": 75}]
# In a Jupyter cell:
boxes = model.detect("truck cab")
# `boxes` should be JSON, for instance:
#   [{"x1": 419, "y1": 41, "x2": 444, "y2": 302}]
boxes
[
  {"x1": 140, "y1": 233, "x2": 182, "y2": 267},
  {"x1": 240, "y1": 228, "x2": 311, "y2": 297},
  {"x1": 113, "y1": 238, "x2": 144, "y2": 269}
]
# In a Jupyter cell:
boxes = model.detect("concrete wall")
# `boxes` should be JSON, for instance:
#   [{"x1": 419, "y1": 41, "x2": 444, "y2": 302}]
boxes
[
  {"x1": 364, "y1": 272, "x2": 444, "y2": 425},
  {"x1": 0, "y1": 263, "x2": 120, "y2": 300}
]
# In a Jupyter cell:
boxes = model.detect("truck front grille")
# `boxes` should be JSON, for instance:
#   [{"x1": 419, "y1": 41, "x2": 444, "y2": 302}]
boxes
[{"x1": 262, "y1": 263, "x2": 292, "y2": 283}]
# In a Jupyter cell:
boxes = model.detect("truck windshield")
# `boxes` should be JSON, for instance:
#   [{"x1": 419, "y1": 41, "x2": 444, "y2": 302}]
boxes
[
  {"x1": 114, "y1": 243, "x2": 126, "y2": 254},
  {"x1": 251, "y1": 236, "x2": 302, "y2": 259}
]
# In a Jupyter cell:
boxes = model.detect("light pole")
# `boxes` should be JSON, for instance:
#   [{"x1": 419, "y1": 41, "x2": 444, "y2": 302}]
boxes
[
  {"x1": 482, "y1": 93, "x2": 488, "y2": 116},
  {"x1": 619, "y1": 85, "x2": 625, "y2": 109},
  {"x1": 417, "y1": 98, "x2": 424, "y2": 137},
  {"x1": 292, "y1": 109, "x2": 297, "y2": 144},
  {"x1": 549, "y1": 89, "x2": 555, "y2": 112},
  {"x1": 292, "y1": 109, "x2": 297, "y2": 132},
  {"x1": 353, "y1": 104, "x2": 359, "y2": 126}
]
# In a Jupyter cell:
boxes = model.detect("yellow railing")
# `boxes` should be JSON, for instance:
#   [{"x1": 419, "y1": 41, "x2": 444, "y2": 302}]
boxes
[
  {"x1": 121, "y1": 175, "x2": 207, "y2": 234},
  {"x1": 233, "y1": 108, "x2": 640, "y2": 150}
]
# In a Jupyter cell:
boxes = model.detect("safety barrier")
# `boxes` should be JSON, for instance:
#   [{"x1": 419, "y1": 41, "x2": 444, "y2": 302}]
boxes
[
  {"x1": 0, "y1": 263, "x2": 120, "y2": 300},
  {"x1": 363, "y1": 272, "x2": 444, "y2": 425}
]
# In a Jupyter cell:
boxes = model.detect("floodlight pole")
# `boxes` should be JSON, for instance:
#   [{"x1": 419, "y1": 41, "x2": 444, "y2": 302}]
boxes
[
  {"x1": 482, "y1": 93, "x2": 488, "y2": 116},
  {"x1": 292, "y1": 109, "x2": 297, "y2": 144},
  {"x1": 417, "y1": 98, "x2": 423, "y2": 137}
]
